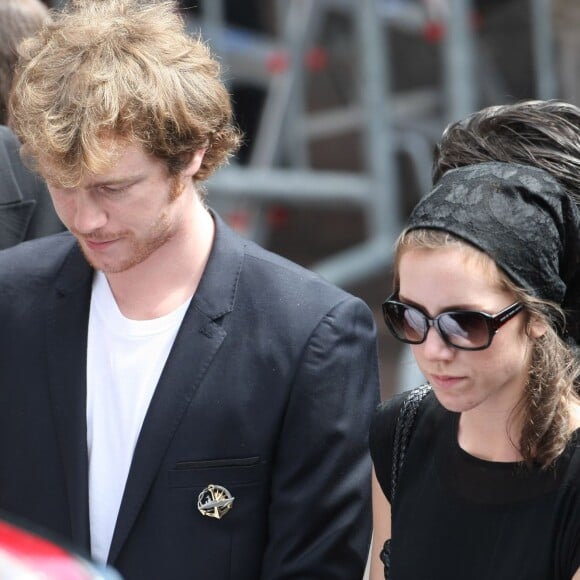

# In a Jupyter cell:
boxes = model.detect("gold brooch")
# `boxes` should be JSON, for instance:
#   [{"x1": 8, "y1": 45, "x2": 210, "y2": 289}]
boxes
[{"x1": 197, "y1": 484, "x2": 235, "y2": 519}]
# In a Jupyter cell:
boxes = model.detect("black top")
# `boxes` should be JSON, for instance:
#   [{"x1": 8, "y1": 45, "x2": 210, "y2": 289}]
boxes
[{"x1": 370, "y1": 391, "x2": 580, "y2": 579}]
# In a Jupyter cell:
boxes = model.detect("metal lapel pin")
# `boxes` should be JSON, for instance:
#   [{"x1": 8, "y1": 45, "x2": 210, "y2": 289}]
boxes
[{"x1": 197, "y1": 484, "x2": 235, "y2": 519}]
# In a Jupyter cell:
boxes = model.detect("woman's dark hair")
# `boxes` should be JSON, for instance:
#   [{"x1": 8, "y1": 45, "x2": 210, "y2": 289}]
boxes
[{"x1": 433, "y1": 100, "x2": 580, "y2": 205}]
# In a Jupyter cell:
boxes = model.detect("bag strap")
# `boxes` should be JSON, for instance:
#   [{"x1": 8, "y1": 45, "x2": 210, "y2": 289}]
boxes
[
  {"x1": 379, "y1": 384, "x2": 432, "y2": 576},
  {"x1": 390, "y1": 384, "x2": 431, "y2": 504}
]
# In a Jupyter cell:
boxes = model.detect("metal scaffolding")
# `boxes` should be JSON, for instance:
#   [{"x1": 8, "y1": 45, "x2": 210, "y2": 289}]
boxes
[
  {"x1": 199, "y1": 0, "x2": 556, "y2": 290},
  {"x1": 205, "y1": 0, "x2": 427, "y2": 288}
]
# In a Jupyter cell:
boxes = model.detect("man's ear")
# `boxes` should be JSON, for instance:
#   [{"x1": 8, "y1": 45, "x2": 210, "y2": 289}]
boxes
[{"x1": 182, "y1": 148, "x2": 206, "y2": 178}]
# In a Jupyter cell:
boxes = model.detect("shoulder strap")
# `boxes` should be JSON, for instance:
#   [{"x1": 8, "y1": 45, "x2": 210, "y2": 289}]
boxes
[
  {"x1": 390, "y1": 384, "x2": 431, "y2": 504},
  {"x1": 379, "y1": 384, "x2": 431, "y2": 576}
]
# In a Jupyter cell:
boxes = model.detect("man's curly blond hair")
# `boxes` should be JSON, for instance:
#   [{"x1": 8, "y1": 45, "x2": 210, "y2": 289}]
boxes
[{"x1": 9, "y1": 0, "x2": 241, "y2": 188}]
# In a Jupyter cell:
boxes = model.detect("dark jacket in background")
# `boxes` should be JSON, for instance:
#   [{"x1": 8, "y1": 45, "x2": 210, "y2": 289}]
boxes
[{"x1": 0, "y1": 125, "x2": 63, "y2": 249}]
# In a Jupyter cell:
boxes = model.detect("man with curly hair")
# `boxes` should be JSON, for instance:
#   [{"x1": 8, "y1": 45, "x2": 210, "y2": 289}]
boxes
[{"x1": 0, "y1": 1, "x2": 379, "y2": 579}]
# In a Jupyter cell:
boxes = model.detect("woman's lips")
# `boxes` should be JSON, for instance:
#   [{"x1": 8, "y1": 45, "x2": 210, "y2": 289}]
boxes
[{"x1": 429, "y1": 374, "x2": 465, "y2": 389}]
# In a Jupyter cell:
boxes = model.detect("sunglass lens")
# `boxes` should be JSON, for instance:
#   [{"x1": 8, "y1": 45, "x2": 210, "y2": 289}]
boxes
[
  {"x1": 439, "y1": 312, "x2": 490, "y2": 349},
  {"x1": 402, "y1": 307, "x2": 428, "y2": 342},
  {"x1": 384, "y1": 303, "x2": 426, "y2": 343}
]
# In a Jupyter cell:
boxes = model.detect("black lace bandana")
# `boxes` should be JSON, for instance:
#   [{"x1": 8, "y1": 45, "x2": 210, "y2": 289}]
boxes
[{"x1": 407, "y1": 162, "x2": 580, "y2": 345}]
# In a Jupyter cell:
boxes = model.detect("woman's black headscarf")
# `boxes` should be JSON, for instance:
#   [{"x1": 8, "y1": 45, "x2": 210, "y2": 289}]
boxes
[{"x1": 406, "y1": 161, "x2": 580, "y2": 345}]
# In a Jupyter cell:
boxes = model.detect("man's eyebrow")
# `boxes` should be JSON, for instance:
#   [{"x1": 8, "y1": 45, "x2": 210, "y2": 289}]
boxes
[
  {"x1": 42, "y1": 173, "x2": 144, "y2": 188},
  {"x1": 89, "y1": 174, "x2": 144, "y2": 187}
]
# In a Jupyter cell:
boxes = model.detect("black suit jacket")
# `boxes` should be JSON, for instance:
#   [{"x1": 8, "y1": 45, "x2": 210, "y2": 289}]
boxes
[
  {"x1": 0, "y1": 214, "x2": 380, "y2": 579},
  {"x1": 0, "y1": 125, "x2": 63, "y2": 248}
]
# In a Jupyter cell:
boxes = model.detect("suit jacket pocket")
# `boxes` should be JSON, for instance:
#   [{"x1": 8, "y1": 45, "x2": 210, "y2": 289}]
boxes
[{"x1": 168, "y1": 456, "x2": 266, "y2": 488}]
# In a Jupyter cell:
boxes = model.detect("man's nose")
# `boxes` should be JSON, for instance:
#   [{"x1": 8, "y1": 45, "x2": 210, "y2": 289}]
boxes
[{"x1": 73, "y1": 190, "x2": 107, "y2": 233}]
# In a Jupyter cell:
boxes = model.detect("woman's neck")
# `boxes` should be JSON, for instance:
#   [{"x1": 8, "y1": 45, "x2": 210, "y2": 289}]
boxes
[{"x1": 457, "y1": 405, "x2": 525, "y2": 463}]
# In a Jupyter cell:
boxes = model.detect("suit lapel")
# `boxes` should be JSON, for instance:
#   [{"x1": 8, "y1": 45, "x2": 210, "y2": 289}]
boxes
[
  {"x1": 46, "y1": 241, "x2": 93, "y2": 551},
  {"x1": 108, "y1": 212, "x2": 246, "y2": 563}
]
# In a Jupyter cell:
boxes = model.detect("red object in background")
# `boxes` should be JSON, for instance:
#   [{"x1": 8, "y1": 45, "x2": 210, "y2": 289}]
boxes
[
  {"x1": 266, "y1": 46, "x2": 328, "y2": 75},
  {"x1": 226, "y1": 206, "x2": 289, "y2": 236},
  {"x1": 423, "y1": 20, "x2": 445, "y2": 43},
  {"x1": 266, "y1": 51, "x2": 290, "y2": 74},
  {"x1": 423, "y1": 10, "x2": 483, "y2": 43},
  {"x1": 305, "y1": 47, "x2": 328, "y2": 72},
  {"x1": 472, "y1": 10, "x2": 484, "y2": 30},
  {"x1": 0, "y1": 519, "x2": 90, "y2": 579},
  {"x1": 0, "y1": 517, "x2": 122, "y2": 579},
  {"x1": 267, "y1": 206, "x2": 290, "y2": 229},
  {"x1": 227, "y1": 209, "x2": 252, "y2": 233}
]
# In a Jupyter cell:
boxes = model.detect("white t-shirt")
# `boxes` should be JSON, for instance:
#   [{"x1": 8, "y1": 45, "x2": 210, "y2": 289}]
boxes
[{"x1": 86, "y1": 271, "x2": 190, "y2": 563}]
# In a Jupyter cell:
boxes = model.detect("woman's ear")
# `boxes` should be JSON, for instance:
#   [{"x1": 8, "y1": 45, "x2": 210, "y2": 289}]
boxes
[{"x1": 527, "y1": 317, "x2": 547, "y2": 339}]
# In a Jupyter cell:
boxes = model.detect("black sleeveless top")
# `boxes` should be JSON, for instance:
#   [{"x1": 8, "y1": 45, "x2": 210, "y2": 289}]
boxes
[{"x1": 370, "y1": 391, "x2": 580, "y2": 579}]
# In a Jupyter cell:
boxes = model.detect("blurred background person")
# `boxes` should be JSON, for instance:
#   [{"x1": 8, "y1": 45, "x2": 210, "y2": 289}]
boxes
[
  {"x1": 0, "y1": 0, "x2": 63, "y2": 248},
  {"x1": 553, "y1": 0, "x2": 580, "y2": 106},
  {"x1": 0, "y1": 0, "x2": 50, "y2": 125}
]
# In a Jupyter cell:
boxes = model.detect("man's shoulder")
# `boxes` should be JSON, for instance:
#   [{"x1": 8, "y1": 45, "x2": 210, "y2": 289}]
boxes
[
  {"x1": 237, "y1": 237, "x2": 376, "y2": 332},
  {"x1": 240, "y1": 230, "x2": 352, "y2": 298},
  {"x1": 204, "y1": 212, "x2": 374, "y2": 325}
]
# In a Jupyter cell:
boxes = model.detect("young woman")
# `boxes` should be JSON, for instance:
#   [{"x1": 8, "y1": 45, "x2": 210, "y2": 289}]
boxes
[{"x1": 370, "y1": 101, "x2": 580, "y2": 579}]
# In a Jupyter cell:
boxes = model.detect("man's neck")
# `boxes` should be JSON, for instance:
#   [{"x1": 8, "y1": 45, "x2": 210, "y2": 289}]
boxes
[{"x1": 104, "y1": 204, "x2": 215, "y2": 321}]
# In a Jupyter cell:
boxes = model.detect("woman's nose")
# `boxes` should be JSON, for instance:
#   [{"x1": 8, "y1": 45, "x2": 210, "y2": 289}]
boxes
[{"x1": 420, "y1": 325, "x2": 455, "y2": 361}]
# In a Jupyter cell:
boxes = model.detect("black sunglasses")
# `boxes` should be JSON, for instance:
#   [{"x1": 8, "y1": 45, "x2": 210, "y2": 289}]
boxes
[{"x1": 382, "y1": 294, "x2": 524, "y2": 351}]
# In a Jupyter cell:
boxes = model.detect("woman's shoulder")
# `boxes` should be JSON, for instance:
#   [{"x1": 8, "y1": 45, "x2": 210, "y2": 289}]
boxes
[
  {"x1": 369, "y1": 385, "x2": 441, "y2": 498},
  {"x1": 370, "y1": 385, "x2": 439, "y2": 436},
  {"x1": 372, "y1": 390, "x2": 413, "y2": 428}
]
